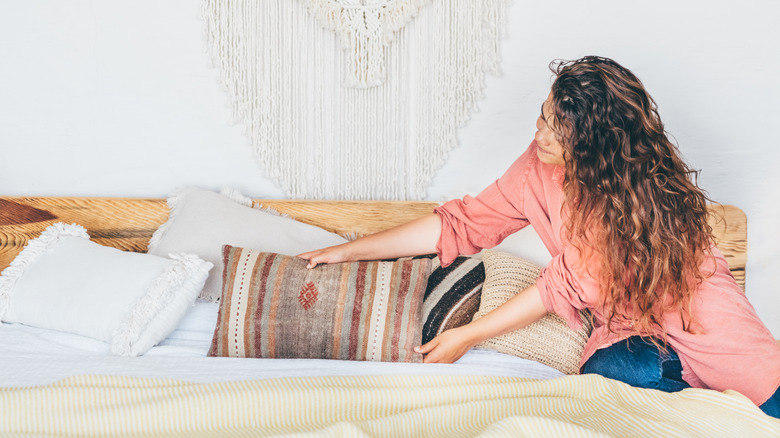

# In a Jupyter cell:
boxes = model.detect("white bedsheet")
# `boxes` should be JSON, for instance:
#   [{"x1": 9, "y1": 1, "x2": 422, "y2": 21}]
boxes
[{"x1": 0, "y1": 302, "x2": 563, "y2": 387}]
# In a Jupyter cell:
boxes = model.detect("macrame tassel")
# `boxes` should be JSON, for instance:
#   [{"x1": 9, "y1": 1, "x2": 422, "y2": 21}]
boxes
[
  {"x1": 342, "y1": 4, "x2": 384, "y2": 87},
  {"x1": 201, "y1": 0, "x2": 510, "y2": 200},
  {"x1": 300, "y1": 0, "x2": 429, "y2": 88},
  {"x1": 111, "y1": 253, "x2": 212, "y2": 356}
]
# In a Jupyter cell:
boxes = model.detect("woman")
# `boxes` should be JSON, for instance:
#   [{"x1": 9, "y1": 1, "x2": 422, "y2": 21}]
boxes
[{"x1": 299, "y1": 56, "x2": 780, "y2": 417}]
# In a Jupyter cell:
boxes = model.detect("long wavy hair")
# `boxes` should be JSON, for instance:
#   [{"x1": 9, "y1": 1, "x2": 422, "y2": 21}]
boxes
[{"x1": 548, "y1": 56, "x2": 714, "y2": 339}]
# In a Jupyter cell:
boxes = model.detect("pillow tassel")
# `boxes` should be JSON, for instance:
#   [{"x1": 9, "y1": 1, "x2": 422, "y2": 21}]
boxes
[
  {"x1": 147, "y1": 188, "x2": 194, "y2": 252},
  {"x1": 110, "y1": 253, "x2": 212, "y2": 356}
]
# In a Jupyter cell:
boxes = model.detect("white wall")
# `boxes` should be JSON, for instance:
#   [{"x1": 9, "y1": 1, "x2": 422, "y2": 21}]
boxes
[{"x1": 1, "y1": 1, "x2": 779, "y2": 336}]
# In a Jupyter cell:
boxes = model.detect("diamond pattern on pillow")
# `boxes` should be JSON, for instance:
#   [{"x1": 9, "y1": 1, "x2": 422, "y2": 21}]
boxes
[{"x1": 208, "y1": 247, "x2": 432, "y2": 363}]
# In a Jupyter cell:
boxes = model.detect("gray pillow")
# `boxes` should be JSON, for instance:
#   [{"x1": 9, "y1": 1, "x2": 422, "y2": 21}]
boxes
[{"x1": 148, "y1": 188, "x2": 347, "y2": 302}]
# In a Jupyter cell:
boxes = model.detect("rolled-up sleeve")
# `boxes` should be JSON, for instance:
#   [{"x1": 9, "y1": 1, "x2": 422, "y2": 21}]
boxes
[
  {"x1": 434, "y1": 150, "x2": 534, "y2": 267},
  {"x1": 537, "y1": 245, "x2": 600, "y2": 330}
]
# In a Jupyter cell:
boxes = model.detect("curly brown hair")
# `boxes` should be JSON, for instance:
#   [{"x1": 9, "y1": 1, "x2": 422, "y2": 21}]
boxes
[{"x1": 548, "y1": 56, "x2": 714, "y2": 339}]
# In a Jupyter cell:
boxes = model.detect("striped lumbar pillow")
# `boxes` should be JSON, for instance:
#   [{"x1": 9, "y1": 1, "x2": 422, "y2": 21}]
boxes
[
  {"x1": 421, "y1": 256, "x2": 484, "y2": 345},
  {"x1": 208, "y1": 246, "x2": 432, "y2": 363}
]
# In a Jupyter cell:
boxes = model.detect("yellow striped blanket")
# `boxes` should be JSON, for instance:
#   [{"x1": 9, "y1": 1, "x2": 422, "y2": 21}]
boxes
[{"x1": 1, "y1": 374, "x2": 778, "y2": 437}]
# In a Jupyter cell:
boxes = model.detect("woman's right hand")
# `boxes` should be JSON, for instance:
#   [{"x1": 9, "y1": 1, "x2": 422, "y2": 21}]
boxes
[{"x1": 297, "y1": 243, "x2": 353, "y2": 269}]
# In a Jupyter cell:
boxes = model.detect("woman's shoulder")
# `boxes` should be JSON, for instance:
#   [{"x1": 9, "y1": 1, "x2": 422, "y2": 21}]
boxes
[
  {"x1": 497, "y1": 141, "x2": 565, "y2": 199},
  {"x1": 500, "y1": 141, "x2": 545, "y2": 183}
]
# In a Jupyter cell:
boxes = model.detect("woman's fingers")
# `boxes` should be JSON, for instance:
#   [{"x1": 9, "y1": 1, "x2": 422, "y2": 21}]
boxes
[
  {"x1": 414, "y1": 340, "x2": 437, "y2": 355},
  {"x1": 297, "y1": 245, "x2": 348, "y2": 269},
  {"x1": 297, "y1": 250, "x2": 322, "y2": 268},
  {"x1": 298, "y1": 250, "x2": 328, "y2": 269},
  {"x1": 415, "y1": 329, "x2": 471, "y2": 364},
  {"x1": 421, "y1": 344, "x2": 456, "y2": 364},
  {"x1": 304, "y1": 256, "x2": 321, "y2": 269}
]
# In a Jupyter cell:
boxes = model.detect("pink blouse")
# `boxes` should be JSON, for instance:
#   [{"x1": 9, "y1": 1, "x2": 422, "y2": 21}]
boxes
[{"x1": 435, "y1": 140, "x2": 780, "y2": 405}]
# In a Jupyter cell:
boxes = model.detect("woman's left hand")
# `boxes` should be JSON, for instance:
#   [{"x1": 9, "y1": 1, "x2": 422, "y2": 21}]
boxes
[
  {"x1": 414, "y1": 326, "x2": 477, "y2": 363},
  {"x1": 416, "y1": 283, "x2": 549, "y2": 363}
]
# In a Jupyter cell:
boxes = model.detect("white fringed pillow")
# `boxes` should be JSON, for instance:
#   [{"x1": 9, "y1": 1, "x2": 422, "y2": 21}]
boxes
[
  {"x1": 0, "y1": 223, "x2": 212, "y2": 356},
  {"x1": 147, "y1": 188, "x2": 348, "y2": 302}
]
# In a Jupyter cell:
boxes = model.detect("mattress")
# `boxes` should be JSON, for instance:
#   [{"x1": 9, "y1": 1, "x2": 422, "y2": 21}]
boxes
[{"x1": 0, "y1": 301, "x2": 563, "y2": 387}]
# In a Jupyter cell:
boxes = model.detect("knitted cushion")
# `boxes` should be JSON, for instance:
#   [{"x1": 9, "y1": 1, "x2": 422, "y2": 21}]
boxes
[
  {"x1": 421, "y1": 256, "x2": 484, "y2": 345},
  {"x1": 473, "y1": 250, "x2": 592, "y2": 374},
  {"x1": 208, "y1": 247, "x2": 432, "y2": 363}
]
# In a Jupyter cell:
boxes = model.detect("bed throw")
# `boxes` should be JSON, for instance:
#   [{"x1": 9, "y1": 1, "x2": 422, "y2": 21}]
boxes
[{"x1": 2, "y1": 373, "x2": 778, "y2": 437}]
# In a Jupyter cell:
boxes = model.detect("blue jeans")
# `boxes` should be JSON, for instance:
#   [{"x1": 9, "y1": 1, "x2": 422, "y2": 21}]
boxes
[
  {"x1": 582, "y1": 336, "x2": 690, "y2": 392},
  {"x1": 582, "y1": 336, "x2": 780, "y2": 420},
  {"x1": 759, "y1": 385, "x2": 780, "y2": 419}
]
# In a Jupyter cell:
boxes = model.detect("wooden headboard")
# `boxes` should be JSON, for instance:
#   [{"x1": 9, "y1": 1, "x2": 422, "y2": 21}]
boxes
[{"x1": 0, "y1": 196, "x2": 747, "y2": 289}]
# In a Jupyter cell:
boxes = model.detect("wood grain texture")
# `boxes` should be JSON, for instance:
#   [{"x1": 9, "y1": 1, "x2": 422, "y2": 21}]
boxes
[
  {"x1": 707, "y1": 204, "x2": 747, "y2": 288},
  {"x1": 255, "y1": 200, "x2": 439, "y2": 237},
  {"x1": 0, "y1": 197, "x2": 169, "y2": 270},
  {"x1": 0, "y1": 197, "x2": 746, "y2": 291},
  {"x1": 0, "y1": 197, "x2": 438, "y2": 272}
]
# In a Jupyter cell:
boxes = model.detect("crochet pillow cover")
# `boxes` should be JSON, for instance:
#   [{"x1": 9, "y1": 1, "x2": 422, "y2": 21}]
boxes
[{"x1": 473, "y1": 249, "x2": 593, "y2": 374}]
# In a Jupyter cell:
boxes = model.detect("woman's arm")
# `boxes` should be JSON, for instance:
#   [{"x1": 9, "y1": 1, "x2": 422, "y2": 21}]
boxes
[
  {"x1": 300, "y1": 144, "x2": 536, "y2": 269},
  {"x1": 415, "y1": 283, "x2": 548, "y2": 363},
  {"x1": 297, "y1": 213, "x2": 442, "y2": 268}
]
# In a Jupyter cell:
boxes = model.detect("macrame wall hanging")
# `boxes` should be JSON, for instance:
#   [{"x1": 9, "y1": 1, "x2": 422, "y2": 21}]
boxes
[{"x1": 201, "y1": 0, "x2": 510, "y2": 200}]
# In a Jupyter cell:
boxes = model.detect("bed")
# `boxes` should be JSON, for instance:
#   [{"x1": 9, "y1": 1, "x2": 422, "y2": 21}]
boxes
[{"x1": 0, "y1": 192, "x2": 777, "y2": 437}]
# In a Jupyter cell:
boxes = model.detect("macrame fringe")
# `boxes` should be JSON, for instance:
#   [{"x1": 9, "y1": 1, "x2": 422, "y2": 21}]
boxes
[
  {"x1": 219, "y1": 187, "x2": 254, "y2": 208},
  {"x1": 147, "y1": 187, "x2": 193, "y2": 252},
  {"x1": 298, "y1": 0, "x2": 430, "y2": 87},
  {"x1": 219, "y1": 187, "x2": 292, "y2": 217},
  {"x1": 342, "y1": 231, "x2": 362, "y2": 242},
  {"x1": 0, "y1": 223, "x2": 89, "y2": 319},
  {"x1": 201, "y1": 0, "x2": 510, "y2": 200},
  {"x1": 111, "y1": 253, "x2": 213, "y2": 356}
]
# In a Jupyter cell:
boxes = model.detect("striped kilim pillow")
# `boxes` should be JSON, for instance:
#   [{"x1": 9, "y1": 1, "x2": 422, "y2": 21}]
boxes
[
  {"x1": 208, "y1": 246, "x2": 432, "y2": 363},
  {"x1": 421, "y1": 256, "x2": 484, "y2": 345}
]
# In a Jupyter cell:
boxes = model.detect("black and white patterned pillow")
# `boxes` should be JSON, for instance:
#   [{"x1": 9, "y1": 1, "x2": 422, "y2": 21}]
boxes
[{"x1": 421, "y1": 256, "x2": 484, "y2": 344}]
